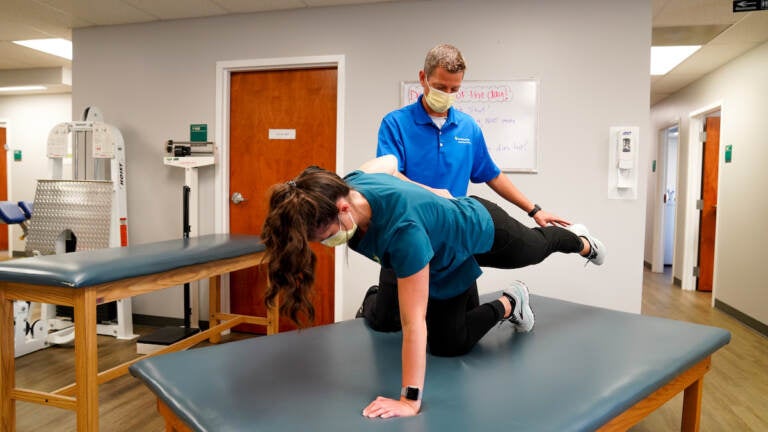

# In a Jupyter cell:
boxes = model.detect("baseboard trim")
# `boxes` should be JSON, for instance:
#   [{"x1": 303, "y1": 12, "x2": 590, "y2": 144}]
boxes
[
  {"x1": 133, "y1": 314, "x2": 210, "y2": 331},
  {"x1": 714, "y1": 299, "x2": 768, "y2": 338}
]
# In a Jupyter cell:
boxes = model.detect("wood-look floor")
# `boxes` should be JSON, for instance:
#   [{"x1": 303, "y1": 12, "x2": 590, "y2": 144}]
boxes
[
  {"x1": 10, "y1": 267, "x2": 768, "y2": 431},
  {"x1": 632, "y1": 268, "x2": 768, "y2": 431}
]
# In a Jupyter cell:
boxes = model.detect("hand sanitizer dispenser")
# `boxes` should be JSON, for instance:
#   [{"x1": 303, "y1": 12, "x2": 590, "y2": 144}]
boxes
[
  {"x1": 608, "y1": 126, "x2": 639, "y2": 199},
  {"x1": 617, "y1": 129, "x2": 635, "y2": 188}
]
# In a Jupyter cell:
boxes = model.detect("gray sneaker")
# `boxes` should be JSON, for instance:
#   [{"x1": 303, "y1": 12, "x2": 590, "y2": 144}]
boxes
[
  {"x1": 503, "y1": 280, "x2": 534, "y2": 332},
  {"x1": 568, "y1": 224, "x2": 606, "y2": 266}
]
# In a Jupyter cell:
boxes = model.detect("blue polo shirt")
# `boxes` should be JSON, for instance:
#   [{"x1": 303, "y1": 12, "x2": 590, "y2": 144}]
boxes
[
  {"x1": 345, "y1": 171, "x2": 494, "y2": 300},
  {"x1": 377, "y1": 95, "x2": 501, "y2": 197}
]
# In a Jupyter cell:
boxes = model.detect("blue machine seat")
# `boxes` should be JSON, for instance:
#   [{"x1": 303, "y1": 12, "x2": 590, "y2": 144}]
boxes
[
  {"x1": 18, "y1": 201, "x2": 33, "y2": 219},
  {"x1": 0, "y1": 201, "x2": 27, "y2": 224}
]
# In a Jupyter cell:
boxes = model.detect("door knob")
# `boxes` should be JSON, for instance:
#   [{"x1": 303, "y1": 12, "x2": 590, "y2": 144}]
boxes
[{"x1": 231, "y1": 192, "x2": 247, "y2": 204}]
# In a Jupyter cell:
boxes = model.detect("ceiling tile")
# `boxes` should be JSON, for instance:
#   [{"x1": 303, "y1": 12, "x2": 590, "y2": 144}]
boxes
[
  {"x1": 122, "y1": 0, "x2": 228, "y2": 20},
  {"x1": 214, "y1": 0, "x2": 307, "y2": 13},
  {"x1": 0, "y1": 42, "x2": 70, "y2": 70},
  {"x1": 303, "y1": 0, "x2": 395, "y2": 6},
  {"x1": 652, "y1": 0, "x2": 740, "y2": 27},
  {"x1": 0, "y1": 0, "x2": 76, "y2": 39},
  {"x1": 712, "y1": 12, "x2": 768, "y2": 44},
  {"x1": 41, "y1": 0, "x2": 160, "y2": 27},
  {"x1": 652, "y1": 25, "x2": 730, "y2": 45},
  {"x1": 0, "y1": 18, "x2": 54, "y2": 41},
  {"x1": 673, "y1": 41, "x2": 759, "y2": 74}
]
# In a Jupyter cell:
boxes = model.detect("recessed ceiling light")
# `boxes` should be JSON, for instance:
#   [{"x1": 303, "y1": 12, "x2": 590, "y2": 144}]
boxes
[
  {"x1": 12, "y1": 38, "x2": 72, "y2": 60},
  {"x1": 0, "y1": 85, "x2": 47, "y2": 92},
  {"x1": 651, "y1": 46, "x2": 701, "y2": 76}
]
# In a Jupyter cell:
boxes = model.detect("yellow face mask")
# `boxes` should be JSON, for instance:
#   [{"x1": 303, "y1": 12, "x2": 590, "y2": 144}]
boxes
[
  {"x1": 424, "y1": 83, "x2": 456, "y2": 113},
  {"x1": 320, "y1": 213, "x2": 358, "y2": 247}
]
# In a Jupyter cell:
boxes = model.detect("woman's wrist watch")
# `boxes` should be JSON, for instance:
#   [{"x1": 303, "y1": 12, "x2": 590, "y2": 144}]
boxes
[
  {"x1": 401, "y1": 385, "x2": 422, "y2": 402},
  {"x1": 528, "y1": 204, "x2": 542, "y2": 218}
]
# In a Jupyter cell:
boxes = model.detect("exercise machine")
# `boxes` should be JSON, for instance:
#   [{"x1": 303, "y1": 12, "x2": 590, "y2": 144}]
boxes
[{"x1": 10, "y1": 107, "x2": 136, "y2": 357}]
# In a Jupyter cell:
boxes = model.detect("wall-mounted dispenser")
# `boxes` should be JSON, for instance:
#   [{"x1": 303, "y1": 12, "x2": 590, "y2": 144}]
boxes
[{"x1": 608, "y1": 126, "x2": 639, "y2": 200}]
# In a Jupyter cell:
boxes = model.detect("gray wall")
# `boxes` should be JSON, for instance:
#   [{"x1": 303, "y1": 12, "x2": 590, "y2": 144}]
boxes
[
  {"x1": 72, "y1": 0, "x2": 651, "y2": 320},
  {"x1": 649, "y1": 40, "x2": 768, "y2": 326}
]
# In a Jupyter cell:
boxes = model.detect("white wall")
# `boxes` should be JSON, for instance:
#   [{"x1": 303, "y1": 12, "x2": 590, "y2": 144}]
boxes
[
  {"x1": 649, "y1": 40, "x2": 768, "y2": 326},
  {"x1": 73, "y1": 0, "x2": 651, "y2": 320},
  {"x1": 0, "y1": 94, "x2": 71, "y2": 252}
]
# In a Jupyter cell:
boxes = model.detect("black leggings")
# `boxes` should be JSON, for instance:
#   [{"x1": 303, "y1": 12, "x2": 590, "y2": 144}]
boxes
[{"x1": 361, "y1": 196, "x2": 584, "y2": 356}]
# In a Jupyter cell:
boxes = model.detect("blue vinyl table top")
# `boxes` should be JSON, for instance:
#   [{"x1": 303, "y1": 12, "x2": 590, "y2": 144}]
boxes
[
  {"x1": 130, "y1": 294, "x2": 730, "y2": 432},
  {"x1": 0, "y1": 234, "x2": 264, "y2": 288}
]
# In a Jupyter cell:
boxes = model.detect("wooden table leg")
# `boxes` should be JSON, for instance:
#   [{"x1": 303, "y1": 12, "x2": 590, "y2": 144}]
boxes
[
  {"x1": 157, "y1": 399, "x2": 192, "y2": 432},
  {"x1": 681, "y1": 376, "x2": 704, "y2": 432},
  {"x1": 267, "y1": 292, "x2": 279, "y2": 335},
  {"x1": 208, "y1": 275, "x2": 221, "y2": 344},
  {"x1": 74, "y1": 288, "x2": 99, "y2": 431},
  {"x1": 0, "y1": 291, "x2": 16, "y2": 432}
]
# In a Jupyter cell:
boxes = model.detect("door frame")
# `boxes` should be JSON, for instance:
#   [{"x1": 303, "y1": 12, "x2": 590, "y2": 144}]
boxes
[
  {"x1": 214, "y1": 55, "x2": 346, "y2": 320},
  {"x1": 651, "y1": 119, "x2": 680, "y2": 274},
  {"x1": 681, "y1": 101, "x2": 722, "y2": 302},
  {"x1": 0, "y1": 119, "x2": 12, "y2": 257}
]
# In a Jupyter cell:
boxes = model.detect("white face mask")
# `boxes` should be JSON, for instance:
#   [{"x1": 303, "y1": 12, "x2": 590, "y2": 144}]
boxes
[
  {"x1": 320, "y1": 213, "x2": 358, "y2": 247},
  {"x1": 424, "y1": 83, "x2": 456, "y2": 113}
]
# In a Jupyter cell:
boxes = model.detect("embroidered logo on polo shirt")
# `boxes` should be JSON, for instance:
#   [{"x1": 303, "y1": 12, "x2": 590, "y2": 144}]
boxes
[{"x1": 454, "y1": 136, "x2": 471, "y2": 145}]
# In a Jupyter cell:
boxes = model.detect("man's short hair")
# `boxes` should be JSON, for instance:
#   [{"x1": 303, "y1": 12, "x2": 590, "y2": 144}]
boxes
[{"x1": 423, "y1": 44, "x2": 466, "y2": 77}]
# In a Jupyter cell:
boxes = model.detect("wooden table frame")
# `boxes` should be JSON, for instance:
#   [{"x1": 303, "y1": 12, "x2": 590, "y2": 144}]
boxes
[
  {"x1": 0, "y1": 251, "x2": 276, "y2": 432},
  {"x1": 151, "y1": 355, "x2": 713, "y2": 432}
]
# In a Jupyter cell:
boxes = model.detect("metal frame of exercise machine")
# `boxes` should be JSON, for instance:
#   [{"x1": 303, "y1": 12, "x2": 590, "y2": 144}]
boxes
[{"x1": 12, "y1": 106, "x2": 135, "y2": 358}]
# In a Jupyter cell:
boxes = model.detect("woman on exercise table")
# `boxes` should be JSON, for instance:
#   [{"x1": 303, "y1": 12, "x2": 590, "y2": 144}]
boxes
[{"x1": 261, "y1": 155, "x2": 605, "y2": 418}]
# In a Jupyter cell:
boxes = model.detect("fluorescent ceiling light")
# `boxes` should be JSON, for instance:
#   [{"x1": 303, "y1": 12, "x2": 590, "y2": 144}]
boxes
[
  {"x1": 0, "y1": 85, "x2": 47, "y2": 92},
  {"x1": 12, "y1": 38, "x2": 72, "y2": 60},
  {"x1": 651, "y1": 45, "x2": 701, "y2": 76}
]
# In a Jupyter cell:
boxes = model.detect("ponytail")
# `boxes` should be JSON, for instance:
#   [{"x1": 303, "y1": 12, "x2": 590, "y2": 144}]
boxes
[{"x1": 261, "y1": 166, "x2": 350, "y2": 327}]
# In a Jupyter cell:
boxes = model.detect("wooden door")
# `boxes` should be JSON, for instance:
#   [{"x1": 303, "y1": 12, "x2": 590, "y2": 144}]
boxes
[
  {"x1": 0, "y1": 127, "x2": 7, "y2": 251},
  {"x1": 697, "y1": 117, "x2": 719, "y2": 292},
  {"x1": 229, "y1": 67, "x2": 337, "y2": 332}
]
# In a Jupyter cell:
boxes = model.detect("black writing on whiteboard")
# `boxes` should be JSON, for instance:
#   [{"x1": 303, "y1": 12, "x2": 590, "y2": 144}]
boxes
[{"x1": 402, "y1": 80, "x2": 538, "y2": 172}]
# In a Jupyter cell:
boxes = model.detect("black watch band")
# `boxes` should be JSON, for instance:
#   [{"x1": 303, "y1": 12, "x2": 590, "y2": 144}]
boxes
[
  {"x1": 401, "y1": 385, "x2": 421, "y2": 401},
  {"x1": 528, "y1": 204, "x2": 541, "y2": 218}
]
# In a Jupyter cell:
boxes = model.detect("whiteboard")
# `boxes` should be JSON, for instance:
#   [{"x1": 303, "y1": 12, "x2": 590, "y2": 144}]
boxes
[{"x1": 401, "y1": 80, "x2": 539, "y2": 173}]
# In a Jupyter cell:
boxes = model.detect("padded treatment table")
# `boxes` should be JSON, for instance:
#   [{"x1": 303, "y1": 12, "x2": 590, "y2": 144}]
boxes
[
  {"x1": 130, "y1": 294, "x2": 730, "y2": 432},
  {"x1": 0, "y1": 234, "x2": 276, "y2": 432}
]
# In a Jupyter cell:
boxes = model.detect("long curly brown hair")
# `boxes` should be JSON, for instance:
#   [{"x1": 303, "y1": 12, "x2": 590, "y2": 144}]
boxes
[{"x1": 261, "y1": 166, "x2": 350, "y2": 327}]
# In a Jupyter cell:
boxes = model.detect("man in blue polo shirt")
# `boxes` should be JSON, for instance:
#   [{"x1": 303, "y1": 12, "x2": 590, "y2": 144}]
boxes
[{"x1": 359, "y1": 44, "x2": 572, "y2": 331}]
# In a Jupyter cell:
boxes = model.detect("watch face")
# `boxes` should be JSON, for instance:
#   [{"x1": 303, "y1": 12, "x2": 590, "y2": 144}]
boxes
[{"x1": 405, "y1": 386, "x2": 420, "y2": 401}]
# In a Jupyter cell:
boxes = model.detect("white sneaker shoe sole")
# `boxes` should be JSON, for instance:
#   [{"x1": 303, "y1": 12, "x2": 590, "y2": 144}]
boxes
[
  {"x1": 508, "y1": 280, "x2": 534, "y2": 333},
  {"x1": 568, "y1": 224, "x2": 606, "y2": 266}
]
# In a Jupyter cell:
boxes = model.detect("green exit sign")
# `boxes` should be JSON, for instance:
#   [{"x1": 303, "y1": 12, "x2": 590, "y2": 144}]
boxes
[{"x1": 190, "y1": 124, "x2": 207, "y2": 142}]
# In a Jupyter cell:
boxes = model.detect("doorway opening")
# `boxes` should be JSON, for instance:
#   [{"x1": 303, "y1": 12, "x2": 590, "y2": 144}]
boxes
[
  {"x1": 652, "y1": 123, "x2": 680, "y2": 274},
  {"x1": 681, "y1": 103, "x2": 721, "y2": 300},
  {"x1": 663, "y1": 125, "x2": 679, "y2": 268}
]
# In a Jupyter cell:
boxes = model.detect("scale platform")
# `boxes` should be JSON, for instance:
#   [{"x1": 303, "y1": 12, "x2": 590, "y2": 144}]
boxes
[{"x1": 136, "y1": 326, "x2": 201, "y2": 355}]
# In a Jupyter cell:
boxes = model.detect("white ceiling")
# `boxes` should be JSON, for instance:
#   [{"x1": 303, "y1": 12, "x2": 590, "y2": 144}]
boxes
[{"x1": 1, "y1": 0, "x2": 767, "y2": 105}]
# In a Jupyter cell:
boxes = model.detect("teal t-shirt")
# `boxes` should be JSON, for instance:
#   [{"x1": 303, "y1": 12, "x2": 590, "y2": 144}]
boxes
[{"x1": 345, "y1": 171, "x2": 494, "y2": 299}]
